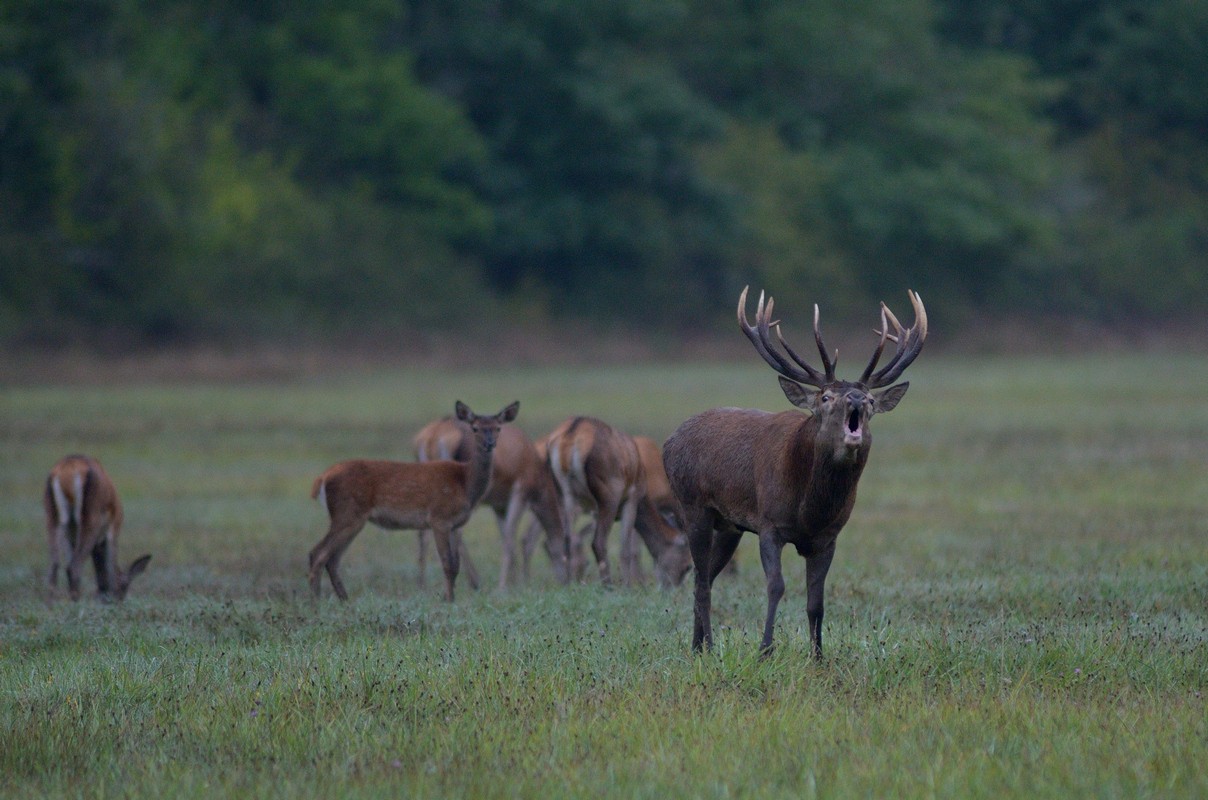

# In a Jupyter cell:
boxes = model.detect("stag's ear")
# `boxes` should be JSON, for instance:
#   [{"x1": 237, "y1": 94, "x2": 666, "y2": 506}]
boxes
[
  {"x1": 779, "y1": 377, "x2": 818, "y2": 413},
  {"x1": 498, "y1": 401, "x2": 520, "y2": 423},
  {"x1": 454, "y1": 400, "x2": 472, "y2": 422},
  {"x1": 873, "y1": 382, "x2": 909, "y2": 414},
  {"x1": 127, "y1": 554, "x2": 152, "y2": 579}
]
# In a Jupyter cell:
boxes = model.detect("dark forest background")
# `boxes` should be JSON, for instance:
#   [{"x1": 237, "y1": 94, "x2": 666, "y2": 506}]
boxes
[{"x1": 2, "y1": 0, "x2": 1205, "y2": 346}]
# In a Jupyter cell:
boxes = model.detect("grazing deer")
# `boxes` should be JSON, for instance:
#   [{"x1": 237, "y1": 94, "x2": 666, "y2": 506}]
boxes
[
  {"x1": 308, "y1": 400, "x2": 519, "y2": 602},
  {"x1": 414, "y1": 418, "x2": 567, "y2": 589},
  {"x1": 43, "y1": 455, "x2": 151, "y2": 601},
  {"x1": 546, "y1": 417, "x2": 691, "y2": 588},
  {"x1": 664, "y1": 287, "x2": 926, "y2": 657}
]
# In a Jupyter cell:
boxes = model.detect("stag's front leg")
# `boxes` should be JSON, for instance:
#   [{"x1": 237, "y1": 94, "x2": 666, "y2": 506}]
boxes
[
  {"x1": 805, "y1": 541, "x2": 836, "y2": 659},
  {"x1": 757, "y1": 532, "x2": 786, "y2": 656}
]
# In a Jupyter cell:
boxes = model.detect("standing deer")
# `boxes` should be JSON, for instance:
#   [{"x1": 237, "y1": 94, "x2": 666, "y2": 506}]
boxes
[
  {"x1": 308, "y1": 400, "x2": 519, "y2": 602},
  {"x1": 546, "y1": 417, "x2": 691, "y2": 588},
  {"x1": 412, "y1": 418, "x2": 482, "y2": 591},
  {"x1": 664, "y1": 287, "x2": 926, "y2": 657},
  {"x1": 44, "y1": 454, "x2": 152, "y2": 601},
  {"x1": 414, "y1": 418, "x2": 567, "y2": 589}
]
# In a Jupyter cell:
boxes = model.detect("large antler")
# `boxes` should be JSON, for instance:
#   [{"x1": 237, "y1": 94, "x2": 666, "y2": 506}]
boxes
[
  {"x1": 859, "y1": 290, "x2": 928, "y2": 388},
  {"x1": 737, "y1": 286, "x2": 836, "y2": 388}
]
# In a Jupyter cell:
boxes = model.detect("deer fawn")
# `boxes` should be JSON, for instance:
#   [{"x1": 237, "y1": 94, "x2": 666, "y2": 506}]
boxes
[
  {"x1": 546, "y1": 416, "x2": 690, "y2": 588},
  {"x1": 664, "y1": 287, "x2": 927, "y2": 657},
  {"x1": 308, "y1": 400, "x2": 519, "y2": 601},
  {"x1": 44, "y1": 455, "x2": 151, "y2": 601},
  {"x1": 414, "y1": 418, "x2": 567, "y2": 589}
]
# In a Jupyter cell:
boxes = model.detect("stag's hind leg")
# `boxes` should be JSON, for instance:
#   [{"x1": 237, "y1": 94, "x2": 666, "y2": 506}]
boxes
[{"x1": 683, "y1": 508, "x2": 718, "y2": 652}]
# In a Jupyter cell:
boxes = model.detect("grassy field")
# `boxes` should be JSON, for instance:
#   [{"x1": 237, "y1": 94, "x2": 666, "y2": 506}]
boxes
[{"x1": 1, "y1": 353, "x2": 1205, "y2": 798}]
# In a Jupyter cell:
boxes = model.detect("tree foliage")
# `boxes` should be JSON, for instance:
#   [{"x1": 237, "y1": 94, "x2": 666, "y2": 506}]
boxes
[{"x1": 1, "y1": 0, "x2": 1203, "y2": 342}]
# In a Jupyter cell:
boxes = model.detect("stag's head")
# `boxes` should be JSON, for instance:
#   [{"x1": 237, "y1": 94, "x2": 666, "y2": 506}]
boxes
[{"x1": 738, "y1": 286, "x2": 927, "y2": 463}]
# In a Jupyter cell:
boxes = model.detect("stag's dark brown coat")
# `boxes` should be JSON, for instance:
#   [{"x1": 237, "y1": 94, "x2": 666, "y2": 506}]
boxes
[{"x1": 664, "y1": 287, "x2": 926, "y2": 657}]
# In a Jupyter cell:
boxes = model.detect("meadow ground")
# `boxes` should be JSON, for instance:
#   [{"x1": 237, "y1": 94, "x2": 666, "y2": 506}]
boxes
[{"x1": 1, "y1": 352, "x2": 1205, "y2": 798}]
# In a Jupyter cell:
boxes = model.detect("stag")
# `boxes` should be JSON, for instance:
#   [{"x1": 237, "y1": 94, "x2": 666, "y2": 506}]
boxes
[
  {"x1": 308, "y1": 400, "x2": 518, "y2": 601},
  {"x1": 663, "y1": 287, "x2": 926, "y2": 656},
  {"x1": 44, "y1": 454, "x2": 152, "y2": 601}
]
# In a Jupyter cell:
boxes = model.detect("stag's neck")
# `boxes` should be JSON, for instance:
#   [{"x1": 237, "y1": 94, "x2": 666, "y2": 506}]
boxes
[
  {"x1": 464, "y1": 440, "x2": 495, "y2": 506},
  {"x1": 799, "y1": 426, "x2": 869, "y2": 530}
]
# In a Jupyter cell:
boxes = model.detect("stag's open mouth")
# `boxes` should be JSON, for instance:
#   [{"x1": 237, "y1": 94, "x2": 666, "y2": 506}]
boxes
[{"x1": 844, "y1": 408, "x2": 864, "y2": 447}]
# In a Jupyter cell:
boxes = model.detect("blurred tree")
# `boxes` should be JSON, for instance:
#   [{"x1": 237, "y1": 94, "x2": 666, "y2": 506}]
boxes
[
  {"x1": 401, "y1": 0, "x2": 739, "y2": 324},
  {"x1": 678, "y1": 0, "x2": 1059, "y2": 319},
  {"x1": 938, "y1": 0, "x2": 1208, "y2": 317}
]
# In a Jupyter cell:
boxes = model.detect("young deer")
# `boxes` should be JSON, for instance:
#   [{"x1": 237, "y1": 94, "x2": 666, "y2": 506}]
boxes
[
  {"x1": 664, "y1": 287, "x2": 926, "y2": 657},
  {"x1": 308, "y1": 400, "x2": 519, "y2": 601},
  {"x1": 412, "y1": 418, "x2": 482, "y2": 591},
  {"x1": 414, "y1": 418, "x2": 566, "y2": 589},
  {"x1": 546, "y1": 416, "x2": 690, "y2": 588},
  {"x1": 44, "y1": 454, "x2": 151, "y2": 601}
]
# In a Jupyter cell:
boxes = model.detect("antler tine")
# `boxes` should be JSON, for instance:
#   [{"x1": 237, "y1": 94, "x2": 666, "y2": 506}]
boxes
[
  {"x1": 737, "y1": 286, "x2": 827, "y2": 387},
  {"x1": 867, "y1": 290, "x2": 928, "y2": 388},
  {"x1": 812, "y1": 304, "x2": 836, "y2": 382},
  {"x1": 858, "y1": 304, "x2": 890, "y2": 385}
]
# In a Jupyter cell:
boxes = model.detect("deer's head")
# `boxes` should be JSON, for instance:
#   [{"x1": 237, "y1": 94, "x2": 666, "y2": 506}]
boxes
[
  {"x1": 455, "y1": 400, "x2": 520, "y2": 452},
  {"x1": 109, "y1": 554, "x2": 152, "y2": 601},
  {"x1": 738, "y1": 287, "x2": 927, "y2": 463}
]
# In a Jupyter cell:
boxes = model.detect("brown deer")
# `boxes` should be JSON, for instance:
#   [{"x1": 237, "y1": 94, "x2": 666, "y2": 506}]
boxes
[
  {"x1": 412, "y1": 417, "x2": 482, "y2": 591},
  {"x1": 663, "y1": 287, "x2": 926, "y2": 657},
  {"x1": 44, "y1": 455, "x2": 151, "y2": 601},
  {"x1": 308, "y1": 400, "x2": 519, "y2": 601},
  {"x1": 414, "y1": 418, "x2": 567, "y2": 589},
  {"x1": 546, "y1": 417, "x2": 691, "y2": 588}
]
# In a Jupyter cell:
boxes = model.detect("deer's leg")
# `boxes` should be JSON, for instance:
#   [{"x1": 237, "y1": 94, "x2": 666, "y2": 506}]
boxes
[
  {"x1": 685, "y1": 513, "x2": 716, "y2": 652},
  {"x1": 458, "y1": 536, "x2": 480, "y2": 591},
  {"x1": 46, "y1": 519, "x2": 70, "y2": 590},
  {"x1": 416, "y1": 529, "x2": 429, "y2": 587},
  {"x1": 430, "y1": 524, "x2": 460, "y2": 602},
  {"x1": 758, "y1": 532, "x2": 787, "y2": 657},
  {"x1": 562, "y1": 495, "x2": 586, "y2": 582},
  {"x1": 617, "y1": 496, "x2": 643, "y2": 586},
  {"x1": 91, "y1": 532, "x2": 114, "y2": 600},
  {"x1": 496, "y1": 491, "x2": 525, "y2": 591},
  {"x1": 308, "y1": 518, "x2": 364, "y2": 600},
  {"x1": 520, "y1": 517, "x2": 540, "y2": 582},
  {"x1": 708, "y1": 524, "x2": 743, "y2": 584},
  {"x1": 805, "y1": 541, "x2": 836, "y2": 659},
  {"x1": 64, "y1": 519, "x2": 98, "y2": 602},
  {"x1": 588, "y1": 502, "x2": 617, "y2": 587}
]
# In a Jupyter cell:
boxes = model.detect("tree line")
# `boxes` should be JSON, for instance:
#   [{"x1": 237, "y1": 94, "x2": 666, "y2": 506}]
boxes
[{"x1": 2, "y1": 0, "x2": 1204, "y2": 343}]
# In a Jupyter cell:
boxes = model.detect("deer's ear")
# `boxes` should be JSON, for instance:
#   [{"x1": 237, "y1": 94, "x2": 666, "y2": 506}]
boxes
[
  {"x1": 873, "y1": 382, "x2": 909, "y2": 414},
  {"x1": 779, "y1": 377, "x2": 818, "y2": 412},
  {"x1": 454, "y1": 401, "x2": 471, "y2": 421},
  {"x1": 499, "y1": 401, "x2": 520, "y2": 423},
  {"x1": 127, "y1": 554, "x2": 151, "y2": 579}
]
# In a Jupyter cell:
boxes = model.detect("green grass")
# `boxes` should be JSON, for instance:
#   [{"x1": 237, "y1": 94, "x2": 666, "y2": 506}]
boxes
[{"x1": 1, "y1": 354, "x2": 1206, "y2": 798}]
